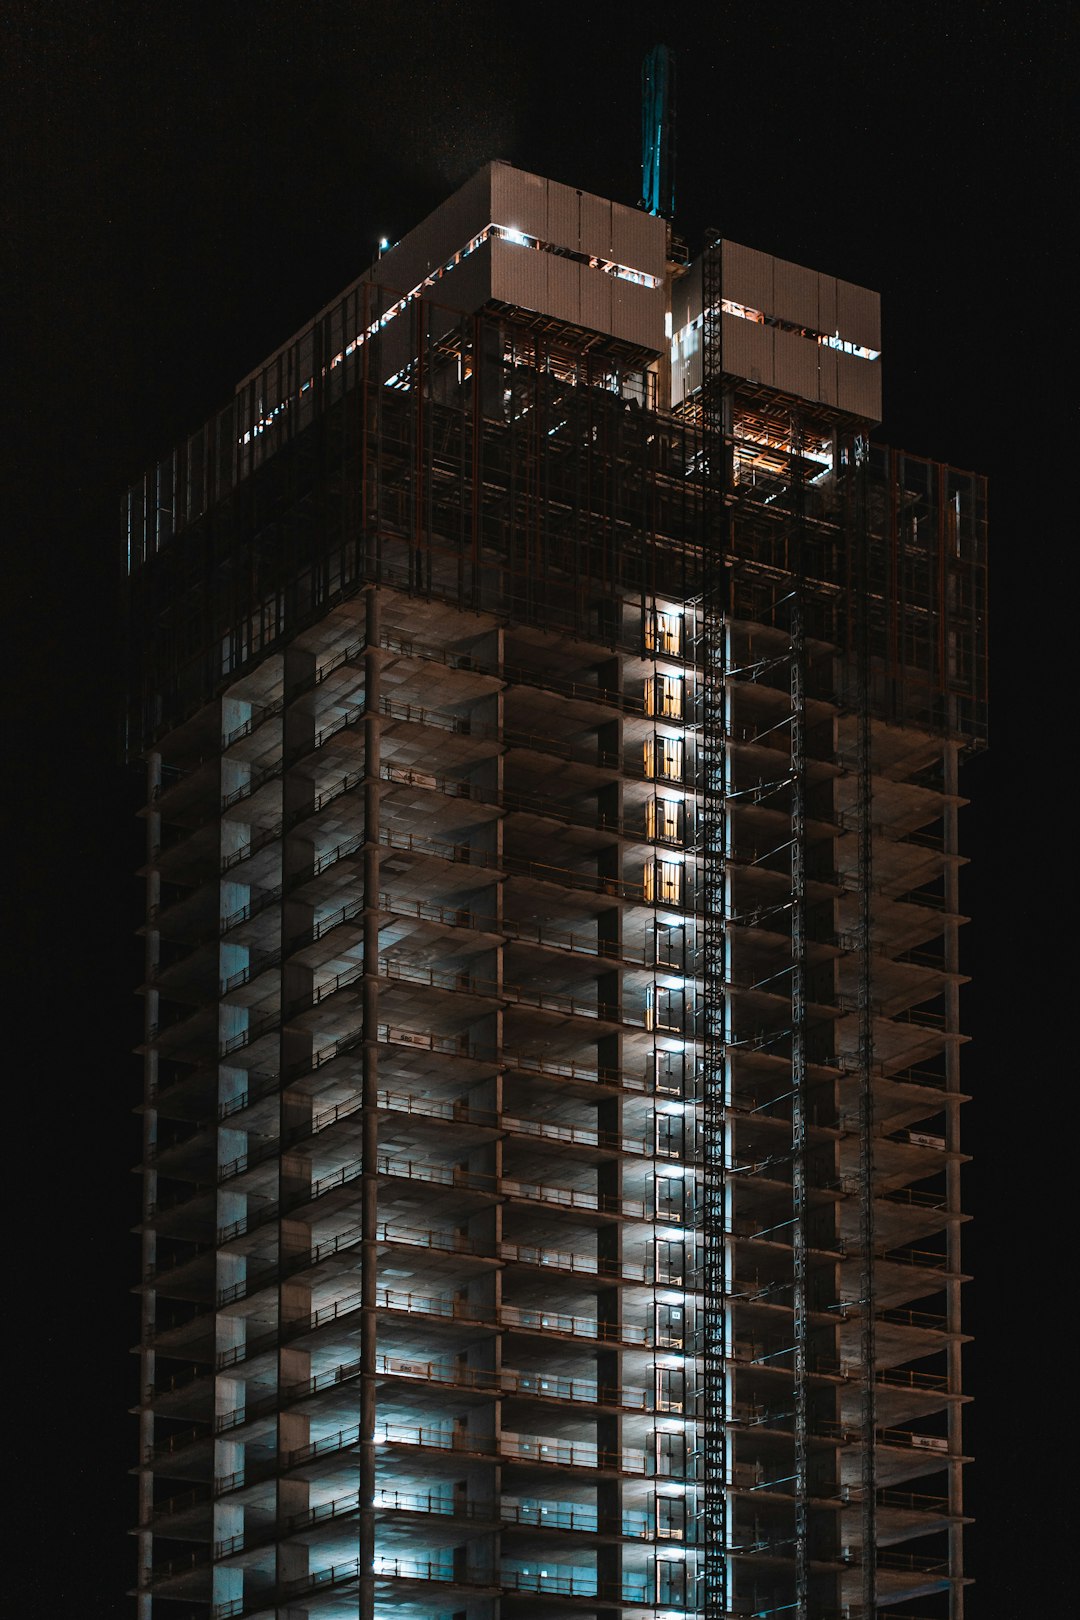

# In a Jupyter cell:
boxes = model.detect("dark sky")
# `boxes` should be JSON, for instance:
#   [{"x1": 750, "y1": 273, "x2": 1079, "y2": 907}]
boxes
[{"x1": 6, "y1": 0, "x2": 1073, "y2": 1609}]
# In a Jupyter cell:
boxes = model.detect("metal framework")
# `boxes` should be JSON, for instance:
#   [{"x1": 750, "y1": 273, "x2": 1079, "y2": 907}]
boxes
[
  {"x1": 853, "y1": 435, "x2": 878, "y2": 1618},
  {"x1": 787, "y1": 413, "x2": 810, "y2": 1620},
  {"x1": 699, "y1": 232, "x2": 729, "y2": 1620},
  {"x1": 127, "y1": 270, "x2": 986, "y2": 1620}
]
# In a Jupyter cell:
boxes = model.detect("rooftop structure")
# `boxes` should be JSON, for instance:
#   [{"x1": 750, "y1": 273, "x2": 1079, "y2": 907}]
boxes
[{"x1": 127, "y1": 160, "x2": 986, "y2": 1620}]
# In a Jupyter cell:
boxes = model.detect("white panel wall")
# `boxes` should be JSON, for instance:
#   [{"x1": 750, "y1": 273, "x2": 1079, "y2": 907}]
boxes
[
  {"x1": 774, "y1": 326, "x2": 820, "y2": 401},
  {"x1": 772, "y1": 257, "x2": 820, "y2": 331},
  {"x1": 546, "y1": 180, "x2": 580, "y2": 256},
  {"x1": 612, "y1": 205, "x2": 665, "y2": 281},
  {"x1": 721, "y1": 312, "x2": 775, "y2": 387},
  {"x1": 817, "y1": 344, "x2": 839, "y2": 408},
  {"x1": 239, "y1": 164, "x2": 668, "y2": 395},
  {"x1": 836, "y1": 277, "x2": 881, "y2": 350},
  {"x1": 370, "y1": 164, "x2": 492, "y2": 308},
  {"x1": 491, "y1": 164, "x2": 548, "y2": 242},
  {"x1": 579, "y1": 258, "x2": 614, "y2": 336},
  {"x1": 668, "y1": 239, "x2": 882, "y2": 419},
  {"x1": 817, "y1": 275, "x2": 838, "y2": 339},
  {"x1": 723, "y1": 242, "x2": 775, "y2": 316},
  {"x1": 837, "y1": 350, "x2": 882, "y2": 420}
]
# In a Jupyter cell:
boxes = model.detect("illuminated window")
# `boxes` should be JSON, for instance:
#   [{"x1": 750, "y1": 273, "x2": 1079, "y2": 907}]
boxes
[
  {"x1": 645, "y1": 673, "x2": 684, "y2": 719},
  {"x1": 657, "y1": 1557, "x2": 687, "y2": 1603},
  {"x1": 656, "y1": 1172, "x2": 686, "y2": 1223},
  {"x1": 647, "y1": 983, "x2": 683, "y2": 1033},
  {"x1": 654, "y1": 1108, "x2": 684, "y2": 1157},
  {"x1": 656, "y1": 1365, "x2": 686, "y2": 1414},
  {"x1": 643, "y1": 859, "x2": 682, "y2": 906},
  {"x1": 646, "y1": 795, "x2": 682, "y2": 843},
  {"x1": 657, "y1": 1492, "x2": 686, "y2": 1541},
  {"x1": 645, "y1": 608, "x2": 682, "y2": 656},
  {"x1": 655, "y1": 1300, "x2": 686, "y2": 1350},
  {"x1": 655, "y1": 1236, "x2": 684, "y2": 1283},
  {"x1": 644, "y1": 734, "x2": 683, "y2": 783},
  {"x1": 654, "y1": 1048, "x2": 686, "y2": 1095},
  {"x1": 655, "y1": 1423, "x2": 686, "y2": 1476}
]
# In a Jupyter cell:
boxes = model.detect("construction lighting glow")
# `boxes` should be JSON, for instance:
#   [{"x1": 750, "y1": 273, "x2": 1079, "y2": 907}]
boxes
[
  {"x1": 237, "y1": 219, "x2": 659, "y2": 451},
  {"x1": 674, "y1": 302, "x2": 880, "y2": 362}
]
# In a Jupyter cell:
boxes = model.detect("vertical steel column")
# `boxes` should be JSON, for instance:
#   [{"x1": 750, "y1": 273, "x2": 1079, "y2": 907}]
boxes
[
  {"x1": 854, "y1": 435, "x2": 878, "y2": 1617},
  {"x1": 943, "y1": 738, "x2": 965, "y2": 1620},
  {"x1": 138, "y1": 753, "x2": 161, "y2": 1620},
  {"x1": 699, "y1": 233, "x2": 729, "y2": 1620},
  {"x1": 359, "y1": 589, "x2": 382, "y2": 1620},
  {"x1": 788, "y1": 414, "x2": 810, "y2": 1620}
]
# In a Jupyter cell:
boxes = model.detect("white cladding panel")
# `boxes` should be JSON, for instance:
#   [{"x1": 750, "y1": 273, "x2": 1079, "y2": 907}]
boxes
[
  {"x1": 670, "y1": 266, "x2": 696, "y2": 337},
  {"x1": 670, "y1": 241, "x2": 881, "y2": 418},
  {"x1": 580, "y1": 189, "x2": 612, "y2": 256},
  {"x1": 817, "y1": 343, "x2": 839, "y2": 408},
  {"x1": 491, "y1": 163, "x2": 549, "y2": 242},
  {"x1": 580, "y1": 258, "x2": 614, "y2": 335},
  {"x1": 375, "y1": 163, "x2": 492, "y2": 306},
  {"x1": 837, "y1": 349, "x2": 882, "y2": 420},
  {"x1": 490, "y1": 165, "x2": 665, "y2": 281},
  {"x1": 611, "y1": 205, "x2": 665, "y2": 279},
  {"x1": 723, "y1": 241, "x2": 775, "y2": 316},
  {"x1": 772, "y1": 256, "x2": 820, "y2": 331},
  {"x1": 431, "y1": 238, "x2": 495, "y2": 318},
  {"x1": 546, "y1": 181, "x2": 580, "y2": 255},
  {"x1": 774, "y1": 325, "x2": 821, "y2": 402},
  {"x1": 671, "y1": 318, "x2": 702, "y2": 403},
  {"x1": 817, "y1": 275, "x2": 838, "y2": 339},
  {"x1": 490, "y1": 235, "x2": 548, "y2": 317},
  {"x1": 721, "y1": 311, "x2": 775, "y2": 386},
  {"x1": 836, "y1": 276, "x2": 881, "y2": 350},
  {"x1": 609, "y1": 278, "x2": 665, "y2": 351},
  {"x1": 489, "y1": 239, "x2": 664, "y2": 352},
  {"x1": 239, "y1": 164, "x2": 667, "y2": 392}
]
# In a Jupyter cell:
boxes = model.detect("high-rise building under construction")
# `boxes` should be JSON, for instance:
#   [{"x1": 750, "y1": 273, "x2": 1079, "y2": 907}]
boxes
[{"x1": 127, "y1": 159, "x2": 987, "y2": 1620}]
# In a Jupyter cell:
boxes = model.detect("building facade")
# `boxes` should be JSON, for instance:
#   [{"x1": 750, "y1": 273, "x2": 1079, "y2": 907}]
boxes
[{"x1": 127, "y1": 164, "x2": 987, "y2": 1620}]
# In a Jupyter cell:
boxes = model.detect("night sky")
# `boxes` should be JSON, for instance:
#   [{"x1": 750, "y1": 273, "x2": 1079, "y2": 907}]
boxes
[{"x1": 7, "y1": 1, "x2": 1073, "y2": 1609}]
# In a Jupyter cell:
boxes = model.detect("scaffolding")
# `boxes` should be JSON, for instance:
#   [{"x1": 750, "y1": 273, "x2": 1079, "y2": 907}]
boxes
[{"x1": 128, "y1": 261, "x2": 986, "y2": 1620}]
